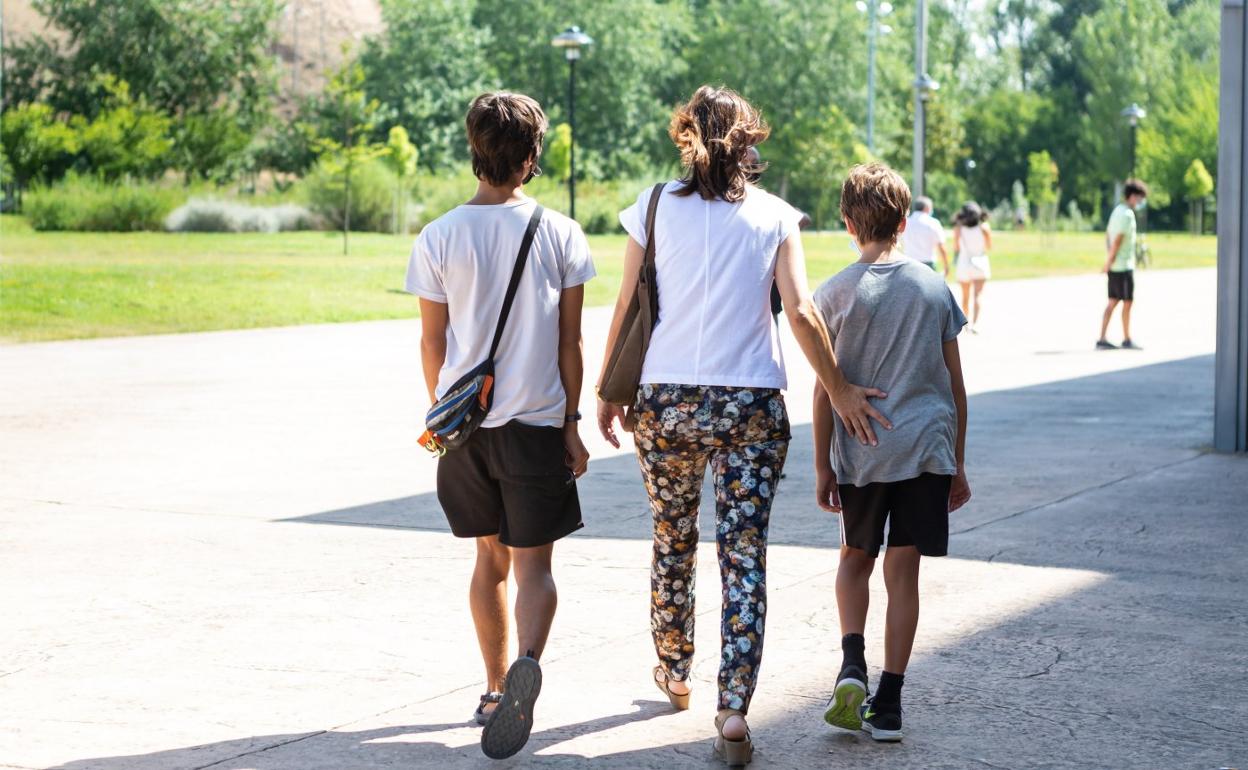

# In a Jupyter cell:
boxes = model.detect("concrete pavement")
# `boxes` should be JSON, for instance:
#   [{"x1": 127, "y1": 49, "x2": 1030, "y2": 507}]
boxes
[{"x1": 1, "y1": 268, "x2": 1245, "y2": 769}]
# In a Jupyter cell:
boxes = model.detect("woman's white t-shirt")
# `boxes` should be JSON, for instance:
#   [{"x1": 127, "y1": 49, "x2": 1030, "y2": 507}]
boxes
[
  {"x1": 406, "y1": 198, "x2": 596, "y2": 428},
  {"x1": 618, "y1": 181, "x2": 803, "y2": 390}
]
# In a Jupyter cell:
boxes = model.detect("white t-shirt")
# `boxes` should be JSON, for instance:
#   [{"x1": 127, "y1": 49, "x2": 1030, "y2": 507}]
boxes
[
  {"x1": 406, "y1": 198, "x2": 596, "y2": 428},
  {"x1": 902, "y1": 211, "x2": 945, "y2": 265},
  {"x1": 618, "y1": 181, "x2": 803, "y2": 390}
]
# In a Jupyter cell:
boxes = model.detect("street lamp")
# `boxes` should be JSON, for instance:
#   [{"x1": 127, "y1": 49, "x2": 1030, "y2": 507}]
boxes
[
  {"x1": 551, "y1": 25, "x2": 593, "y2": 221},
  {"x1": 913, "y1": 73, "x2": 939, "y2": 200},
  {"x1": 855, "y1": 0, "x2": 893, "y2": 154},
  {"x1": 911, "y1": 0, "x2": 937, "y2": 199},
  {"x1": 1121, "y1": 103, "x2": 1146, "y2": 178}
]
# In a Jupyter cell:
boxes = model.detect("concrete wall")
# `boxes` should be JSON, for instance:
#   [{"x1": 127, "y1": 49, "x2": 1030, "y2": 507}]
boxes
[{"x1": 1215, "y1": 0, "x2": 1248, "y2": 452}]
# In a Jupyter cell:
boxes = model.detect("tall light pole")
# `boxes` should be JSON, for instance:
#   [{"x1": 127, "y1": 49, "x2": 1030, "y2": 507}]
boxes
[
  {"x1": 551, "y1": 26, "x2": 593, "y2": 221},
  {"x1": 1121, "y1": 103, "x2": 1146, "y2": 178},
  {"x1": 912, "y1": 0, "x2": 938, "y2": 200},
  {"x1": 856, "y1": 0, "x2": 894, "y2": 155}
]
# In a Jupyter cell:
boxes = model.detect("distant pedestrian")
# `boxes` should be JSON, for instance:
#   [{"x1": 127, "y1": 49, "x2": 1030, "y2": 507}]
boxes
[
  {"x1": 952, "y1": 202, "x2": 992, "y2": 332},
  {"x1": 1097, "y1": 179, "x2": 1148, "y2": 350},
  {"x1": 814, "y1": 163, "x2": 970, "y2": 744},
  {"x1": 901, "y1": 196, "x2": 950, "y2": 276},
  {"x1": 407, "y1": 92, "x2": 594, "y2": 760}
]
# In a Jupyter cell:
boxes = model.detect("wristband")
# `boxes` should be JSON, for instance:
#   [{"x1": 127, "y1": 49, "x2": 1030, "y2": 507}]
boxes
[{"x1": 565, "y1": 412, "x2": 583, "y2": 423}]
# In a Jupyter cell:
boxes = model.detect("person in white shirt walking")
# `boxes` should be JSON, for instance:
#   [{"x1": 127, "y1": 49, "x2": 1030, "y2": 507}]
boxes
[
  {"x1": 596, "y1": 85, "x2": 891, "y2": 767},
  {"x1": 407, "y1": 92, "x2": 595, "y2": 761},
  {"x1": 901, "y1": 196, "x2": 949, "y2": 276}
]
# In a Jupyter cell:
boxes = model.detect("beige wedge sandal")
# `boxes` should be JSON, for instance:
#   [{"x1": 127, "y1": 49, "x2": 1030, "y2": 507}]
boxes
[
  {"x1": 713, "y1": 709, "x2": 753, "y2": 767},
  {"x1": 652, "y1": 665, "x2": 691, "y2": 710}
]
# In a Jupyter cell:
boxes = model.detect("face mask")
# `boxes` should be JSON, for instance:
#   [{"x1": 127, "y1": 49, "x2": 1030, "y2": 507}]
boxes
[
  {"x1": 1134, "y1": 198, "x2": 1147, "y2": 210},
  {"x1": 849, "y1": 238, "x2": 862, "y2": 257}
]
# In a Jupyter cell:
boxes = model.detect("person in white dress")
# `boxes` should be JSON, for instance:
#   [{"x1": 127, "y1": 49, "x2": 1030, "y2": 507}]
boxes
[{"x1": 952, "y1": 202, "x2": 992, "y2": 332}]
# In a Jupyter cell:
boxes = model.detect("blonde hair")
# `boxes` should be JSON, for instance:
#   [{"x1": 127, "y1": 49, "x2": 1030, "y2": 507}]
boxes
[{"x1": 669, "y1": 86, "x2": 769, "y2": 202}]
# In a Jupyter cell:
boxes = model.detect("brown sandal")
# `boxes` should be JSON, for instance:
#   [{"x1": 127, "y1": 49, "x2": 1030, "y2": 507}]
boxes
[
  {"x1": 652, "y1": 665, "x2": 691, "y2": 710},
  {"x1": 713, "y1": 709, "x2": 753, "y2": 767}
]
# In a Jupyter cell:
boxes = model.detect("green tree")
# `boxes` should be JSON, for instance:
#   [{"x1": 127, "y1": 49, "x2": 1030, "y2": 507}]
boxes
[
  {"x1": 6, "y1": 0, "x2": 279, "y2": 127},
  {"x1": 1182, "y1": 158, "x2": 1214, "y2": 234},
  {"x1": 0, "y1": 103, "x2": 79, "y2": 197},
  {"x1": 784, "y1": 105, "x2": 872, "y2": 229},
  {"x1": 544, "y1": 123, "x2": 573, "y2": 184},
  {"x1": 1071, "y1": 0, "x2": 1175, "y2": 207},
  {"x1": 472, "y1": 0, "x2": 693, "y2": 177},
  {"x1": 70, "y1": 77, "x2": 173, "y2": 181},
  {"x1": 962, "y1": 90, "x2": 1053, "y2": 207},
  {"x1": 174, "y1": 112, "x2": 252, "y2": 184},
  {"x1": 312, "y1": 60, "x2": 387, "y2": 253},
  {"x1": 383, "y1": 126, "x2": 419, "y2": 234},
  {"x1": 359, "y1": 0, "x2": 494, "y2": 170},
  {"x1": 1026, "y1": 150, "x2": 1060, "y2": 231}
]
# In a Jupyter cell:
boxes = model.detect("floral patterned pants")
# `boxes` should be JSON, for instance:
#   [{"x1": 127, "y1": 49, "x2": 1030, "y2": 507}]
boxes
[{"x1": 633, "y1": 384, "x2": 791, "y2": 713}]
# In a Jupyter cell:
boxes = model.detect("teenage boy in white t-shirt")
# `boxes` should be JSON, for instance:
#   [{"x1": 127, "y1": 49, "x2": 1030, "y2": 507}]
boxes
[{"x1": 406, "y1": 92, "x2": 595, "y2": 760}]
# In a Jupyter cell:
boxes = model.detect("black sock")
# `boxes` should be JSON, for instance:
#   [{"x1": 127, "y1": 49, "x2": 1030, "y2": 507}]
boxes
[
  {"x1": 840, "y1": 633, "x2": 866, "y2": 673},
  {"x1": 875, "y1": 671, "x2": 904, "y2": 706}
]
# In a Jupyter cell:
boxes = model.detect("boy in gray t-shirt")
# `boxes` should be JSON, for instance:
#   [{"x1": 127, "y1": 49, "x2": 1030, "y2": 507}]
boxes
[{"x1": 813, "y1": 164, "x2": 971, "y2": 743}]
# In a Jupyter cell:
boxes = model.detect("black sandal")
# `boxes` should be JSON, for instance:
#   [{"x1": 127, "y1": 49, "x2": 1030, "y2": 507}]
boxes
[
  {"x1": 480, "y1": 654, "x2": 543, "y2": 759},
  {"x1": 472, "y1": 691, "x2": 502, "y2": 725}
]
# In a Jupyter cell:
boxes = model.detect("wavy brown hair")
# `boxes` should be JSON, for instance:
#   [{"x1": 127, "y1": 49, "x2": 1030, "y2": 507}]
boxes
[{"x1": 669, "y1": 86, "x2": 769, "y2": 202}]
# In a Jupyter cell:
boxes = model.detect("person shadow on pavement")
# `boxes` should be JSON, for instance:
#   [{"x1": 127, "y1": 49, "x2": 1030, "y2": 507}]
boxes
[{"x1": 42, "y1": 698, "x2": 690, "y2": 770}]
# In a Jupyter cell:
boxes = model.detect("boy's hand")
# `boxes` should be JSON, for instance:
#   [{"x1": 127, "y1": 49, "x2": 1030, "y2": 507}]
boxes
[
  {"x1": 830, "y1": 382, "x2": 890, "y2": 446},
  {"x1": 948, "y1": 467, "x2": 971, "y2": 512},
  {"x1": 816, "y1": 466, "x2": 842, "y2": 513},
  {"x1": 564, "y1": 424, "x2": 590, "y2": 478}
]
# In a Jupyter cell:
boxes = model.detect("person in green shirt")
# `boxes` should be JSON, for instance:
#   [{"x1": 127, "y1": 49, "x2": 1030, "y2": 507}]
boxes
[{"x1": 1097, "y1": 179, "x2": 1148, "y2": 350}]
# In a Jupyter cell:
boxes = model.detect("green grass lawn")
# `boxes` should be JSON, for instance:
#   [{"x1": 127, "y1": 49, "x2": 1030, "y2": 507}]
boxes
[{"x1": 0, "y1": 214, "x2": 1217, "y2": 343}]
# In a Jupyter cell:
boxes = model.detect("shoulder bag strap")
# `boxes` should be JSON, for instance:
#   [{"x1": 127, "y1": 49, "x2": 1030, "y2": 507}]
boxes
[
  {"x1": 638, "y1": 183, "x2": 664, "y2": 336},
  {"x1": 487, "y1": 204, "x2": 544, "y2": 362}
]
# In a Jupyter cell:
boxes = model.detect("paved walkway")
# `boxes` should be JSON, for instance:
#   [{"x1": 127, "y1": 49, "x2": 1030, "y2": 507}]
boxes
[{"x1": 1, "y1": 269, "x2": 1244, "y2": 769}]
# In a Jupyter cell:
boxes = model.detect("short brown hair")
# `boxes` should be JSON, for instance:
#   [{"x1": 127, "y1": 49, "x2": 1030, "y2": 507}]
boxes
[
  {"x1": 465, "y1": 92, "x2": 548, "y2": 186},
  {"x1": 1124, "y1": 178, "x2": 1149, "y2": 199},
  {"x1": 839, "y1": 163, "x2": 911, "y2": 245},
  {"x1": 669, "y1": 85, "x2": 769, "y2": 203}
]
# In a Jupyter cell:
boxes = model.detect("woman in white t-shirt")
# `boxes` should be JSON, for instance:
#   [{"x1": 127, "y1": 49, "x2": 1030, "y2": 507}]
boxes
[
  {"x1": 952, "y1": 201, "x2": 993, "y2": 332},
  {"x1": 595, "y1": 86, "x2": 890, "y2": 766}
]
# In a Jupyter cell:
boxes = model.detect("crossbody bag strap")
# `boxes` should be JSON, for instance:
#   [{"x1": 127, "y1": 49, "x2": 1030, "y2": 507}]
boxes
[
  {"x1": 638, "y1": 182, "x2": 664, "y2": 334},
  {"x1": 487, "y1": 204, "x2": 544, "y2": 362}
]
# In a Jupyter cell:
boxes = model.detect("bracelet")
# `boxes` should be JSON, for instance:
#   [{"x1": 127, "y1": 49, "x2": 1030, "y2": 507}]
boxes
[{"x1": 565, "y1": 412, "x2": 583, "y2": 423}]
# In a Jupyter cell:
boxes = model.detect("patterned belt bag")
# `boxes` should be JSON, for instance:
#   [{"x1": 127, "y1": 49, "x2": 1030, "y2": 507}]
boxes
[{"x1": 419, "y1": 205, "x2": 543, "y2": 455}]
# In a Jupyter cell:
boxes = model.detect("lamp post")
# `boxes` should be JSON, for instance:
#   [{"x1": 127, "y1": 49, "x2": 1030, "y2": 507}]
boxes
[
  {"x1": 912, "y1": 0, "x2": 938, "y2": 200},
  {"x1": 551, "y1": 26, "x2": 593, "y2": 221},
  {"x1": 856, "y1": 0, "x2": 893, "y2": 155},
  {"x1": 1121, "y1": 103, "x2": 1146, "y2": 178}
]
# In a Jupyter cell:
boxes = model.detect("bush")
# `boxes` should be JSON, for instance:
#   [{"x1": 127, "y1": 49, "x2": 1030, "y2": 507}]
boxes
[
  {"x1": 304, "y1": 156, "x2": 397, "y2": 232},
  {"x1": 26, "y1": 175, "x2": 183, "y2": 231},
  {"x1": 165, "y1": 198, "x2": 315, "y2": 232}
]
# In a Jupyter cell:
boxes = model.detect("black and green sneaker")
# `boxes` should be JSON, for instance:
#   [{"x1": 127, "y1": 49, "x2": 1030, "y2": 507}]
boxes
[
  {"x1": 860, "y1": 695, "x2": 903, "y2": 742},
  {"x1": 823, "y1": 664, "x2": 868, "y2": 731}
]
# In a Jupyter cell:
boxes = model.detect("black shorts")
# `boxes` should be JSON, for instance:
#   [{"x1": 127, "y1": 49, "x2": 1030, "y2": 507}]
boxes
[
  {"x1": 1108, "y1": 270, "x2": 1135, "y2": 301},
  {"x1": 436, "y1": 421, "x2": 582, "y2": 548},
  {"x1": 838, "y1": 473, "x2": 952, "y2": 558}
]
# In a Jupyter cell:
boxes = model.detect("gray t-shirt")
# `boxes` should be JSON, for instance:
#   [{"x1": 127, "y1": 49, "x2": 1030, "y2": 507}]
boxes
[{"x1": 812, "y1": 259, "x2": 967, "y2": 486}]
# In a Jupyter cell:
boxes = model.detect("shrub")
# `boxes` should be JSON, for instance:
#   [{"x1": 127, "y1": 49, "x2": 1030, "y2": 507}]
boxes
[
  {"x1": 165, "y1": 198, "x2": 315, "y2": 233},
  {"x1": 26, "y1": 175, "x2": 183, "y2": 231},
  {"x1": 304, "y1": 156, "x2": 396, "y2": 232}
]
